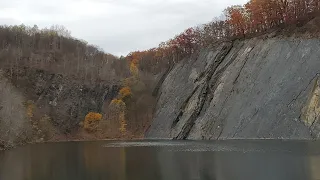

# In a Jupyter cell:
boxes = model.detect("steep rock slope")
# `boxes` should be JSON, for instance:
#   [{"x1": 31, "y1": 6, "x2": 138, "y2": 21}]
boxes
[
  {"x1": 2, "y1": 67, "x2": 119, "y2": 131},
  {"x1": 147, "y1": 37, "x2": 320, "y2": 139}
]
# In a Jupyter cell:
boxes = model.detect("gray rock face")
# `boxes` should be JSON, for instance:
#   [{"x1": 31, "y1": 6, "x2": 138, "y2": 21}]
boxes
[
  {"x1": 4, "y1": 67, "x2": 119, "y2": 131},
  {"x1": 147, "y1": 37, "x2": 320, "y2": 139}
]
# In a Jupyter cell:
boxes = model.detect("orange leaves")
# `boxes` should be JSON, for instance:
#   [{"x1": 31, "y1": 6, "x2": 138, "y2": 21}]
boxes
[
  {"x1": 83, "y1": 112, "x2": 102, "y2": 132},
  {"x1": 174, "y1": 28, "x2": 198, "y2": 53},
  {"x1": 130, "y1": 62, "x2": 139, "y2": 77},
  {"x1": 225, "y1": 5, "x2": 247, "y2": 36},
  {"x1": 127, "y1": 52, "x2": 141, "y2": 64},
  {"x1": 111, "y1": 99, "x2": 126, "y2": 107},
  {"x1": 85, "y1": 112, "x2": 102, "y2": 121},
  {"x1": 119, "y1": 87, "x2": 132, "y2": 100},
  {"x1": 125, "y1": 28, "x2": 199, "y2": 71},
  {"x1": 123, "y1": 0, "x2": 319, "y2": 87},
  {"x1": 126, "y1": 51, "x2": 140, "y2": 77},
  {"x1": 158, "y1": 27, "x2": 198, "y2": 55}
]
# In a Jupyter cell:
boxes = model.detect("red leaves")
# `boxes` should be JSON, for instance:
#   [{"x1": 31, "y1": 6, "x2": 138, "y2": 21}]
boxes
[
  {"x1": 226, "y1": 5, "x2": 247, "y2": 36},
  {"x1": 126, "y1": 0, "x2": 320, "y2": 74}
]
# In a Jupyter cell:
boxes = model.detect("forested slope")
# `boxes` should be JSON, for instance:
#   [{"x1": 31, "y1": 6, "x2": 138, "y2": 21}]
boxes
[{"x1": 0, "y1": 25, "x2": 154, "y2": 149}]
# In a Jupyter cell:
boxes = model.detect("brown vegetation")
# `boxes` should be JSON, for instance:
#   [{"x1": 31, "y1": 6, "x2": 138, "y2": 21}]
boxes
[
  {"x1": 83, "y1": 112, "x2": 103, "y2": 132},
  {"x1": 127, "y1": 0, "x2": 320, "y2": 75},
  {"x1": 0, "y1": 24, "x2": 129, "y2": 84}
]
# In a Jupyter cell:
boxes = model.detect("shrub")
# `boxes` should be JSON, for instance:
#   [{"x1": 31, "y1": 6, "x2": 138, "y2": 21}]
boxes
[
  {"x1": 119, "y1": 87, "x2": 132, "y2": 100},
  {"x1": 83, "y1": 112, "x2": 102, "y2": 132},
  {"x1": 110, "y1": 99, "x2": 126, "y2": 108}
]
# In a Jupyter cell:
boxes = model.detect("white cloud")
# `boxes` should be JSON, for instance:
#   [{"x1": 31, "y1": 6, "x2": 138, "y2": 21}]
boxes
[{"x1": 0, "y1": 0, "x2": 248, "y2": 56}]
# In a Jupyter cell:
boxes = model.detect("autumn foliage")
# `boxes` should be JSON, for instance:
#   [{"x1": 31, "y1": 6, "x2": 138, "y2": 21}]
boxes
[
  {"x1": 126, "y1": 0, "x2": 320, "y2": 75},
  {"x1": 119, "y1": 87, "x2": 132, "y2": 100},
  {"x1": 83, "y1": 112, "x2": 103, "y2": 132},
  {"x1": 110, "y1": 99, "x2": 126, "y2": 108},
  {"x1": 26, "y1": 100, "x2": 34, "y2": 118}
]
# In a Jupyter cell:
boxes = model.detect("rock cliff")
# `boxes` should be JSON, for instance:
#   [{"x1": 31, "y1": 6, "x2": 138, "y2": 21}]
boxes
[
  {"x1": 147, "y1": 37, "x2": 320, "y2": 139},
  {"x1": 7, "y1": 67, "x2": 119, "y2": 131}
]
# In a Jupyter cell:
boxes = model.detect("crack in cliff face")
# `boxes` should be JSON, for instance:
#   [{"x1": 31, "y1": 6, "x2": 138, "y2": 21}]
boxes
[
  {"x1": 152, "y1": 64, "x2": 174, "y2": 97},
  {"x1": 172, "y1": 43, "x2": 234, "y2": 139},
  {"x1": 214, "y1": 46, "x2": 255, "y2": 139},
  {"x1": 299, "y1": 74, "x2": 320, "y2": 136},
  {"x1": 287, "y1": 73, "x2": 320, "y2": 108},
  {"x1": 233, "y1": 47, "x2": 253, "y2": 85},
  {"x1": 174, "y1": 85, "x2": 208, "y2": 139},
  {"x1": 171, "y1": 86, "x2": 200, "y2": 128},
  {"x1": 201, "y1": 42, "x2": 247, "y2": 139},
  {"x1": 172, "y1": 41, "x2": 246, "y2": 140},
  {"x1": 231, "y1": 108, "x2": 259, "y2": 138}
]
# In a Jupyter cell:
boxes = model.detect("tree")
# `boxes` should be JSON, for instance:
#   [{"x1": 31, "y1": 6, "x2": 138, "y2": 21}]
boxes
[
  {"x1": 225, "y1": 5, "x2": 247, "y2": 36},
  {"x1": 119, "y1": 87, "x2": 132, "y2": 100},
  {"x1": 83, "y1": 112, "x2": 102, "y2": 132}
]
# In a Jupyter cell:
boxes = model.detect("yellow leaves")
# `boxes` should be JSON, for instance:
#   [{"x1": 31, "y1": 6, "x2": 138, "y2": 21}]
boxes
[
  {"x1": 122, "y1": 77, "x2": 138, "y2": 88},
  {"x1": 111, "y1": 99, "x2": 126, "y2": 107},
  {"x1": 119, "y1": 87, "x2": 132, "y2": 100},
  {"x1": 84, "y1": 112, "x2": 102, "y2": 132},
  {"x1": 130, "y1": 62, "x2": 139, "y2": 77},
  {"x1": 110, "y1": 93, "x2": 128, "y2": 135},
  {"x1": 122, "y1": 78, "x2": 131, "y2": 87},
  {"x1": 26, "y1": 100, "x2": 34, "y2": 118},
  {"x1": 85, "y1": 112, "x2": 102, "y2": 120},
  {"x1": 127, "y1": 51, "x2": 140, "y2": 77},
  {"x1": 109, "y1": 99, "x2": 127, "y2": 135},
  {"x1": 119, "y1": 111, "x2": 127, "y2": 134},
  {"x1": 110, "y1": 99, "x2": 126, "y2": 113}
]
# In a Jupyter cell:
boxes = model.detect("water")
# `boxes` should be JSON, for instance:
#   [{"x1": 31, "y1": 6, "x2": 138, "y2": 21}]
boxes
[{"x1": 1, "y1": 140, "x2": 320, "y2": 180}]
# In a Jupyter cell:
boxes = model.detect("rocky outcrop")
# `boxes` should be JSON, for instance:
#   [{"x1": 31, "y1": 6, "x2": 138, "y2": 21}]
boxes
[
  {"x1": 2, "y1": 67, "x2": 119, "y2": 132},
  {"x1": 0, "y1": 70, "x2": 32, "y2": 148},
  {"x1": 147, "y1": 37, "x2": 320, "y2": 139}
]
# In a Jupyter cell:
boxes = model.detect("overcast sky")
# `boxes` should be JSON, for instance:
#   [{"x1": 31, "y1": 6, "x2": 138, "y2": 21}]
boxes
[{"x1": 0, "y1": 0, "x2": 248, "y2": 56}]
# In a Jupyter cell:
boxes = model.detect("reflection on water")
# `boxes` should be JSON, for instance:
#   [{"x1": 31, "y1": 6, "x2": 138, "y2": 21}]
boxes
[{"x1": 0, "y1": 140, "x2": 320, "y2": 180}]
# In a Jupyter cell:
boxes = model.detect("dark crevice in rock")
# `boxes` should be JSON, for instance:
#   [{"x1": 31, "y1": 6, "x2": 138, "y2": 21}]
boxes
[
  {"x1": 148, "y1": 38, "x2": 320, "y2": 140},
  {"x1": 174, "y1": 85, "x2": 208, "y2": 139},
  {"x1": 152, "y1": 64, "x2": 174, "y2": 97},
  {"x1": 171, "y1": 86, "x2": 200, "y2": 128},
  {"x1": 215, "y1": 46, "x2": 256, "y2": 139},
  {"x1": 288, "y1": 73, "x2": 320, "y2": 107},
  {"x1": 173, "y1": 43, "x2": 234, "y2": 139},
  {"x1": 194, "y1": 45, "x2": 233, "y2": 84},
  {"x1": 203, "y1": 43, "x2": 244, "y2": 123},
  {"x1": 200, "y1": 42, "x2": 245, "y2": 120}
]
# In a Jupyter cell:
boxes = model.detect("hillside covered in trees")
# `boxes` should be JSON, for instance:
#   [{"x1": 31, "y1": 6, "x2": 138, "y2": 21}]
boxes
[
  {"x1": 0, "y1": 24, "x2": 155, "y2": 149},
  {"x1": 1, "y1": 0, "x2": 320, "y2": 148}
]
